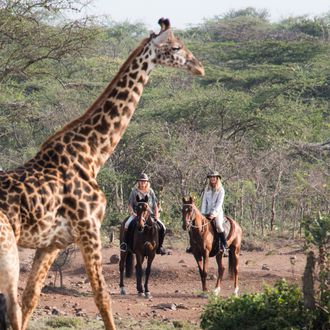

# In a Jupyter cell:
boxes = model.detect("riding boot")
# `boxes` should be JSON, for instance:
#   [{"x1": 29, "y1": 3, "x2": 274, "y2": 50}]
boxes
[
  {"x1": 156, "y1": 223, "x2": 166, "y2": 255},
  {"x1": 219, "y1": 232, "x2": 228, "y2": 256},
  {"x1": 120, "y1": 229, "x2": 129, "y2": 252}
]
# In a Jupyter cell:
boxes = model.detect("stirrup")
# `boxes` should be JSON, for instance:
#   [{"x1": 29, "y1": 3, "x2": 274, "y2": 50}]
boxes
[{"x1": 120, "y1": 242, "x2": 127, "y2": 252}]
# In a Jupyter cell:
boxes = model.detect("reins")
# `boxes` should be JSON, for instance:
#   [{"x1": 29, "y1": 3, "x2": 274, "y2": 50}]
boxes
[{"x1": 184, "y1": 204, "x2": 210, "y2": 231}]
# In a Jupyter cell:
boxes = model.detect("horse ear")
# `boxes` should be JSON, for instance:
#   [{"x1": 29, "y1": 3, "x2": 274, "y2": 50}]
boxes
[
  {"x1": 189, "y1": 196, "x2": 193, "y2": 204},
  {"x1": 144, "y1": 195, "x2": 149, "y2": 203},
  {"x1": 136, "y1": 195, "x2": 141, "y2": 203},
  {"x1": 182, "y1": 197, "x2": 187, "y2": 203}
]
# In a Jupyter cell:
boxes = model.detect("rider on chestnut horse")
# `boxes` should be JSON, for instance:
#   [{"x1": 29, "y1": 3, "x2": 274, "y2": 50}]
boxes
[{"x1": 187, "y1": 171, "x2": 228, "y2": 254}]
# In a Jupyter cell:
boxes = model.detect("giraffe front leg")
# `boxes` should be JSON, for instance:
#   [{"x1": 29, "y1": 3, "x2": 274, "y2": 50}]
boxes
[
  {"x1": 79, "y1": 234, "x2": 116, "y2": 330},
  {"x1": 21, "y1": 247, "x2": 60, "y2": 330},
  {"x1": 0, "y1": 212, "x2": 22, "y2": 330}
]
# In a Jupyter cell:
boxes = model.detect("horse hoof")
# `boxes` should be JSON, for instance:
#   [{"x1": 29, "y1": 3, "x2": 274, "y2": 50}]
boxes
[
  {"x1": 234, "y1": 287, "x2": 239, "y2": 296},
  {"x1": 138, "y1": 292, "x2": 145, "y2": 297},
  {"x1": 213, "y1": 287, "x2": 221, "y2": 296},
  {"x1": 145, "y1": 292, "x2": 152, "y2": 299},
  {"x1": 120, "y1": 287, "x2": 126, "y2": 295}
]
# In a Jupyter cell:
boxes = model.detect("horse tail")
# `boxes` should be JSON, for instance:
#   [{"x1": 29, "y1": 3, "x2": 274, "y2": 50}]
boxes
[
  {"x1": 0, "y1": 293, "x2": 7, "y2": 330},
  {"x1": 125, "y1": 251, "x2": 134, "y2": 278}
]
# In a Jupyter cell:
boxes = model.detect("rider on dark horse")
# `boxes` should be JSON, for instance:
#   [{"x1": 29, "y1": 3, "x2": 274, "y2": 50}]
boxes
[
  {"x1": 187, "y1": 171, "x2": 228, "y2": 254},
  {"x1": 120, "y1": 173, "x2": 167, "y2": 255}
]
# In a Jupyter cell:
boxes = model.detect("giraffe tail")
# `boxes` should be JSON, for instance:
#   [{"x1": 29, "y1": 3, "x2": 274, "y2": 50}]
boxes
[{"x1": 0, "y1": 293, "x2": 7, "y2": 330}]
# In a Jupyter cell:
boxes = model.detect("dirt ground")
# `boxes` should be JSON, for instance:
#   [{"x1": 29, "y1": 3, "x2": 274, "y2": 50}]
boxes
[{"x1": 18, "y1": 236, "x2": 306, "y2": 329}]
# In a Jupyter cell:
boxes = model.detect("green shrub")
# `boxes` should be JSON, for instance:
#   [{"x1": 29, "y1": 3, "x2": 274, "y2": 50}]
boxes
[{"x1": 200, "y1": 280, "x2": 316, "y2": 330}]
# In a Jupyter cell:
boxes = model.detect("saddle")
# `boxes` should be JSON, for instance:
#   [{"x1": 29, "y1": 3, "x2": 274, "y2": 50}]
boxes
[{"x1": 209, "y1": 216, "x2": 231, "y2": 257}]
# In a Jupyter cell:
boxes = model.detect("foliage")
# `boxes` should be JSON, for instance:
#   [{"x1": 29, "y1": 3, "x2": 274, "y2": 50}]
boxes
[
  {"x1": 0, "y1": 4, "x2": 329, "y2": 236},
  {"x1": 200, "y1": 280, "x2": 319, "y2": 330},
  {"x1": 302, "y1": 212, "x2": 330, "y2": 322}
]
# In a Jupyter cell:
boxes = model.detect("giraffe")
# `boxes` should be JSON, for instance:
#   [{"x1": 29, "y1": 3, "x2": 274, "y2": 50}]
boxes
[{"x1": 0, "y1": 18, "x2": 204, "y2": 330}]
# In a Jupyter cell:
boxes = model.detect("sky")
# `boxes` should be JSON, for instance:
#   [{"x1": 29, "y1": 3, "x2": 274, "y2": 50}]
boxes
[{"x1": 76, "y1": 0, "x2": 330, "y2": 29}]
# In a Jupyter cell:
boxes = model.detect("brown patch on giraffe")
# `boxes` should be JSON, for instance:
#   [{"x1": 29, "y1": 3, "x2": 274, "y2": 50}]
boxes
[
  {"x1": 116, "y1": 90, "x2": 129, "y2": 101},
  {"x1": 95, "y1": 116, "x2": 110, "y2": 134}
]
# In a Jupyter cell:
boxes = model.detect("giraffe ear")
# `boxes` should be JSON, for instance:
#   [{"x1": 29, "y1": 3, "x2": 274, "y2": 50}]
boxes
[{"x1": 152, "y1": 29, "x2": 173, "y2": 46}]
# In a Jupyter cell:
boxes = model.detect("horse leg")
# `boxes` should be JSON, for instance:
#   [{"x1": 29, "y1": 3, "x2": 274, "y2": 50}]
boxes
[
  {"x1": 229, "y1": 245, "x2": 240, "y2": 296},
  {"x1": 144, "y1": 254, "x2": 155, "y2": 298},
  {"x1": 119, "y1": 251, "x2": 127, "y2": 295},
  {"x1": 194, "y1": 254, "x2": 208, "y2": 292},
  {"x1": 0, "y1": 212, "x2": 21, "y2": 330},
  {"x1": 214, "y1": 253, "x2": 225, "y2": 296},
  {"x1": 135, "y1": 254, "x2": 144, "y2": 296},
  {"x1": 21, "y1": 247, "x2": 60, "y2": 330}
]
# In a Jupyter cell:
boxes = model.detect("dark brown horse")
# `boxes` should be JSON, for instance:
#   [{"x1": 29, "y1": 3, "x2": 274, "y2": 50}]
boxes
[
  {"x1": 119, "y1": 195, "x2": 158, "y2": 298},
  {"x1": 182, "y1": 196, "x2": 242, "y2": 296}
]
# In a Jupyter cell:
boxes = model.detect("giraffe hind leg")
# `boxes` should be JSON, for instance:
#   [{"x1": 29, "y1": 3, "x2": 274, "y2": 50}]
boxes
[{"x1": 0, "y1": 211, "x2": 22, "y2": 330}]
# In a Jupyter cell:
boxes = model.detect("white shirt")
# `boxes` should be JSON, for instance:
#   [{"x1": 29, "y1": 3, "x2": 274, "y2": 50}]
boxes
[{"x1": 201, "y1": 186, "x2": 225, "y2": 218}]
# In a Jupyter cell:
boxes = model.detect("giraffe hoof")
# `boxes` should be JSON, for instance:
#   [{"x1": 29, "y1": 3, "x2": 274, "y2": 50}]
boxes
[
  {"x1": 213, "y1": 287, "x2": 221, "y2": 296},
  {"x1": 120, "y1": 287, "x2": 126, "y2": 295}
]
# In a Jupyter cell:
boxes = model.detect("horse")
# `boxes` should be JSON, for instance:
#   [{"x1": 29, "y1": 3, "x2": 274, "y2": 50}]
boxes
[
  {"x1": 119, "y1": 195, "x2": 158, "y2": 298},
  {"x1": 182, "y1": 196, "x2": 242, "y2": 296}
]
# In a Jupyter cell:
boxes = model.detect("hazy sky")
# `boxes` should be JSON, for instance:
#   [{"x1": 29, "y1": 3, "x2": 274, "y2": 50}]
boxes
[{"x1": 78, "y1": 0, "x2": 330, "y2": 29}]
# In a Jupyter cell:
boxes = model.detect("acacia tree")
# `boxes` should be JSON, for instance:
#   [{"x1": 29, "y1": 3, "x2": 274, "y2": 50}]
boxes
[{"x1": 0, "y1": 0, "x2": 96, "y2": 82}]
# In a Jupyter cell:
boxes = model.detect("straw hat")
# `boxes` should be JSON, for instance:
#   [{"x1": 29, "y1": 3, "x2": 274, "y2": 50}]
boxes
[
  {"x1": 207, "y1": 171, "x2": 221, "y2": 179},
  {"x1": 137, "y1": 173, "x2": 149, "y2": 181}
]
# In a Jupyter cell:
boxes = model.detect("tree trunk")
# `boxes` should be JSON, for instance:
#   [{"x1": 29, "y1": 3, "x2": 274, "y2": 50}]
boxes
[
  {"x1": 302, "y1": 251, "x2": 316, "y2": 310},
  {"x1": 270, "y1": 169, "x2": 283, "y2": 231}
]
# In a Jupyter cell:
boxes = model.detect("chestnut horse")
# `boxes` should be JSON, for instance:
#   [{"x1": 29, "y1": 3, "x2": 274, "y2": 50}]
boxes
[
  {"x1": 182, "y1": 196, "x2": 242, "y2": 296},
  {"x1": 119, "y1": 195, "x2": 158, "y2": 298}
]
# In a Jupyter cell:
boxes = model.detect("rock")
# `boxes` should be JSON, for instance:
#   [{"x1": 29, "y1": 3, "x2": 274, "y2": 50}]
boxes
[
  {"x1": 262, "y1": 264, "x2": 270, "y2": 271},
  {"x1": 51, "y1": 307, "x2": 61, "y2": 315},
  {"x1": 110, "y1": 254, "x2": 120, "y2": 264},
  {"x1": 176, "y1": 303, "x2": 189, "y2": 310}
]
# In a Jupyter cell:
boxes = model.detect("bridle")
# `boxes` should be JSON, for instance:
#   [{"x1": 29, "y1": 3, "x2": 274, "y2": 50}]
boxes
[
  {"x1": 182, "y1": 203, "x2": 209, "y2": 230},
  {"x1": 136, "y1": 202, "x2": 154, "y2": 230}
]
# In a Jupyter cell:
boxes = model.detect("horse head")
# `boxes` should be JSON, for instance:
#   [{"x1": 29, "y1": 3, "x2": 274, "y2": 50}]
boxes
[
  {"x1": 182, "y1": 196, "x2": 195, "y2": 230},
  {"x1": 136, "y1": 195, "x2": 152, "y2": 232}
]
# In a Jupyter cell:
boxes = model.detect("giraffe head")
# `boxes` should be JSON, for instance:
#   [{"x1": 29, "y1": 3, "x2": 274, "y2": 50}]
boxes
[{"x1": 150, "y1": 18, "x2": 204, "y2": 76}]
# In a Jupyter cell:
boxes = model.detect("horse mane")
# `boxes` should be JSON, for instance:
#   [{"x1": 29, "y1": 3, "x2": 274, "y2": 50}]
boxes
[{"x1": 41, "y1": 36, "x2": 151, "y2": 148}]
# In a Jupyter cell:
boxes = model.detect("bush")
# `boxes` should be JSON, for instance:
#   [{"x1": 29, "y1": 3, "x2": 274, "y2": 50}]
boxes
[{"x1": 200, "y1": 280, "x2": 317, "y2": 330}]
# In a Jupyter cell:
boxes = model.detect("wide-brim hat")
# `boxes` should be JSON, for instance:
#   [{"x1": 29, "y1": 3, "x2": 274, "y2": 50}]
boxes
[
  {"x1": 137, "y1": 173, "x2": 149, "y2": 181},
  {"x1": 207, "y1": 171, "x2": 221, "y2": 179}
]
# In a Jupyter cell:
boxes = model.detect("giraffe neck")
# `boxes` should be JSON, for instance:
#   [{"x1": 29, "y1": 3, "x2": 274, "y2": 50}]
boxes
[{"x1": 43, "y1": 38, "x2": 156, "y2": 177}]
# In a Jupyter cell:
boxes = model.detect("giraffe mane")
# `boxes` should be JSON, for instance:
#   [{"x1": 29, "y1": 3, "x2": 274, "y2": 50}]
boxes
[{"x1": 41, "y1": 37, "x2": 151, "y2": 147}]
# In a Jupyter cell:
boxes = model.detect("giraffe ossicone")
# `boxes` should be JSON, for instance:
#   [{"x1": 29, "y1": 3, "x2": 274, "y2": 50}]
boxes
[{"x1": 0, "y1": 18, "x2": 204, "y2": 330}]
